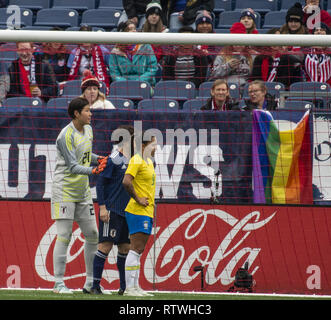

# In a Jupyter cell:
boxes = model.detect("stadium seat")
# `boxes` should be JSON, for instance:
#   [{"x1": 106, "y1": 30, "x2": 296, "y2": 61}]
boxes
[
  {"x1": 66, "y1": 26, "x2": 105, "y2": 32},
  {"x1": 109, "y1": 80, "x2": 152, "y2": 101},
  {"x1": 263, "y1": 11, "x2": 287, "y2": 29},
  {"x1": 9, "y1": 0, "x2": 50, "y2": 11},
  {"x1": 34, "y1": 8, "x2": 79, "y2": 28},
  {"x1": 243, "y1": 82, "x2": 285, "y2": 99},
  {"x1": 47, "y1": 97, "x2": 71, "y2": 109},
  {"x1": 0, "y1": 8, "x2": 33, "y2": 28},
  {"x1": 217, "y1": 11, "x2": 261, "y2": 29},
  {"x1": 214, "y1": 0, "x2": 233, "y2": 15},
  {"x1": 3, "y1": 97, "x2": 43, "y2": 108},
  {"x1": 289, "y1": 81, "x2": 330, "y2": 92},
  {"x1": 234, "y1": 0, "x2": 278, "y2": 14},
  {"x1": 62, "y1": 80, "x2": 107, "y2": 97},
  {"x1": 182, "y1": 99, "x2": 205, "y2": 111},
  {"x1": 280, "y1": 0, "x2": 305, "y2": 11},
  {"x1": 286, "y1": 96, "x2": 325, "y2": 109},
  {"x1": 153, "y1": 80, "x2": 196, "y2": 101},
  {"x1": 283, "y1": 100, "x2": 313, "y2": 110},
  {"x1": 138, "y1": 99, "x2": 179, "y2": 111},
  {"x1": 98, "y1": 0, "x2": 123, "y2": 10},
  {"x1": 109, "y1": 98, "x2": 135, "y2": 110},
  {"x1": 0, "y1": 43, "x2": 18, "y2": 61},
  {"x1": 52, "y1": 0, "x2": 95, "y2": 11},
  {"x1": 81, "y1": 9, "x2": 122, "y2": 29}
]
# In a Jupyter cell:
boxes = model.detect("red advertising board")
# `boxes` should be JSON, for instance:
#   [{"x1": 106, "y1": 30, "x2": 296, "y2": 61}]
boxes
[{"x1": 0, "y1": 201, "x2": 330, "y2": 295}]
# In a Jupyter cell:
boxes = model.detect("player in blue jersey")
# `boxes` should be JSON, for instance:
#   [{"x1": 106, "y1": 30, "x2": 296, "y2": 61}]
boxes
[{"x1": 90, "y1": 125, "x2": 135, "y2": 295}]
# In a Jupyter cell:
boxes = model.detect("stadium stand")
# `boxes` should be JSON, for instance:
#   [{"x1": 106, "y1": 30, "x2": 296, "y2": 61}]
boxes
[
  {"x1": 8, "y1": 0, "x2": 50, "y2": 11},
  {"x1": 153, "y1": 80, "x2": 196, "y2": 102},
  {"x1": 234, "y1": 0, "x2": 278, "y2": 14},
  {"x1": 0, "y1": 7, "x2": 33, "y2": 28},
  {"x1": 52, "y1": 0, "x2": 95, "y2": 12},
  {"x1": 3, "y1": 96, "x2": 43, "y2": 107},
  {"x1": 217, "y1": 10, "x2": 261, "y2": 29},
  {"x1": 34, "y1": 8, "x2": 79, "y2": 27},
  {"x1": 109, "y1": 98, "x2": 135, "y2": 110},
  {"x1": 138, "y1": 98, "x2": 179, "y2": 111},
  {"x1": 81, "y1": 9, "x2": 122, "y2": 30},
  {"x1": 109, "y1": 80, "x2": 152, "y2": 102}
]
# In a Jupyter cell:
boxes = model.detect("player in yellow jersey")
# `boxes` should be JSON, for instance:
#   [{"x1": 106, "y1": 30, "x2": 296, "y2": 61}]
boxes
[{"x1": 122, "y1": 133, "x2": 157, "y2": 296}]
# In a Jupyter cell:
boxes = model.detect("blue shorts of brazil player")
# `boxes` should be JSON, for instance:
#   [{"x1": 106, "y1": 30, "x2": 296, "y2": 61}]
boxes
[
  {"x1": 125, "y1": 212, "x2": 153, "y2": 235},
  {"x1": 99, "y1": 211, "x2": 130, "y2": 245}
]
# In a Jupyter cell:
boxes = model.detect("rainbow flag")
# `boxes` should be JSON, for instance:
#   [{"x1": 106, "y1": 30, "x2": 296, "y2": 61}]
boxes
[{"x1": 252, "y1": 110, "x2": 313, "y2": 204}]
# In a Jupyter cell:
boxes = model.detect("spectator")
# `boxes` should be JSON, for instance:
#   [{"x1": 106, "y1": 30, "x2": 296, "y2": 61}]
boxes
[
  {"x1": 41, "y1": 27, "x2": 69, "y2": 83},
  {"x1": 195, "y1": 10, "x2": 218, "y2": 65},
  {"x1": 119, "y1": 0, "x2": 151, "y2": 27},
  {"x1": 67, "y1": 25, "x2": 111, "y2": 93},
  {"x1": 162, "y1": 26, "x2": 209, "y2": 88},
  {"x1": 303, "y1": 0, "x2": 331, "y2": 32},
  {"x1": 240, "y1": 8, "x2": 259, "y2": 34},
  {"x1": 3, "y1": 42, "x2": 57, "y2": 102},
  {"x1": 108, "y1": 21, "x2": 158, "y2": 87},
  {"x1": 142, "y1": 1, "x2": 169, "y2": 62},
  {"x1": 80, "y1": 70, "x2": 115, "y2": 109},
  {"x1": 161, "y1": 0, "x2": 214, "y2": 28},
  {"x1": 280, "y1": 3, "x2": 308, "y2": 34},
  {"x1": 201, "y1": 79, "x2": 240, "y2": 111},
  {"x1": 209, "y1": 23, "x2": 253, "y2": 89},
  {"x1": 242, "y1": 80, "x2": 278, "y2": 111},
  {"x1": 304, "y1": 23, "x2": 331, "y2": 85},
  {"x1": 250, "y1": 29, "x2": 303, "y2": 89}
]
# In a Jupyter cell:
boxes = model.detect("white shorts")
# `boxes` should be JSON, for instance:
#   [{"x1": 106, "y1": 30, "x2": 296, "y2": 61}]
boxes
[{"x1": 51, "y1": 200, "x2": 95, "y2": 221}]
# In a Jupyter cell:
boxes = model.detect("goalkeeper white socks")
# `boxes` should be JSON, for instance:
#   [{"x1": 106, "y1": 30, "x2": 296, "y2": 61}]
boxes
[{"x1": 125, "y1": 250, "x2": 141, "y2": 290}]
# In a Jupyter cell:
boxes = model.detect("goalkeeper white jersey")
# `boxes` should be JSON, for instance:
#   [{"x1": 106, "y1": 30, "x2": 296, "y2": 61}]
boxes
[{"x1": 51, "y1": 121, "x2": 98, "y2": 203}]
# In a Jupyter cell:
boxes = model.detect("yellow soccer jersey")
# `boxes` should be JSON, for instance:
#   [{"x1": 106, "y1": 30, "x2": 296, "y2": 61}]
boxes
[{"x1": 124, "y1": 153, "x2": 156, "y2": 218}]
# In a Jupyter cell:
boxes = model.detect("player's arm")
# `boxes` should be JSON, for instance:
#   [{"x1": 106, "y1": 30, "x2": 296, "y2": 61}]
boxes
[{"x1": 122, "y1": 174, "x2": 148, "y2": 207}]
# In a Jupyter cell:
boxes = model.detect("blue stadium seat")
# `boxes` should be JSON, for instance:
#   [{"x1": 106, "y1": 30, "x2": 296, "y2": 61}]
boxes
[
  {"x1": 280, "y1": 0, "x2": 305, "y2": 11},
  {"x1": 0, "y1": 43, "x2": 18, "y2": 61},
  {"x1": 34, "y1": 8, "x2": 79, "y2": 28},
  {"x1": 283, "y1": 100, "x2": 313, "y2": 110},
  {"x1": 235, "y1": 0, "x2": 278, "y2": 14},
  {"x1": 263, "y1": 11, "x2": 287, "y2": 29},
  {"x1": 138, "y1": 99, "x2": 179, "y2": 111},
  {"x1": 62, "y1": 79, "x2": 107, "y2": 97},
  {"x1": 0, "y1": 8, "x2": 33, "y2": 28},
  {"x1": 109, "y1": 98, "x2": 135, "y2": 110},
  {"x1": 243, "y1": 82, "x2": 285, "y2": 99},
  {"x1": 289, "y1": 81, "x2": 330, "y2": 92},
  {"x1": 109, "y1": 80, "x2": 152, "y2": 101},
  {"x1": 182, "y1": 99, "x2": 205, "y2": 111},
  {"x1": 153, "y1": 80, "x2": 196, "y2": 101},
  {"x1": 47, "y1": 97, "x2": 71, "y2": 109},
  {"x1": 81, "y1": 9, "x2": 122, "y2": 29},
  {"x1": 66, "y1": 26, "x2": 105, "y2": 32},
  {"x1": 214, "y1": 0, "x2": 233, "y2": 14},
  {"x1": 3, "y1": 97, "x2": 43, "y2": 108},
  {"x1": 8, "y1": 0, "x2": 50, "y2": 11},
  {"x1": 98, "y1": 0, "x2": 123, "y2": 10},
  {"x1": 286, "y1": 97, "x2": 324, "y2": 108},
  {"x1": 217, "y1": 11, "x2": 261, "y2": 28},
  {"x1": 52, "y1": 0, "x2": 95, "y2": 11}
]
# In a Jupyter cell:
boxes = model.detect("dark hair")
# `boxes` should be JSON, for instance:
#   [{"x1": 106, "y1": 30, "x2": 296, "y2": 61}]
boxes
[
  {"x1": 79, "y1": 24, "x2": 92, "y2": 32},
  {"x1": 178, "y1": 26, "x2": 194, "y2": 33},
  {"x1": 117, "y1": 21, "x2": 135, "y2": 32},
  {"x1": 68, "y1": 97, "x2": 89, "y2": 119},
  {"x1": 112, "y1": 125, "x2": 135, "y2": 156}
]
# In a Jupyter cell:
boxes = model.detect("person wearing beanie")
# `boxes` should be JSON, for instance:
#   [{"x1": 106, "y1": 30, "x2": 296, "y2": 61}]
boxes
[
  {"x1": 240, "y1": 8, "x2": 258, "y2": 34},
  {"x1": 80, "y1": 70, "x2": 115, "y2": 109},
  {"x1": 280, "y1": 2, "x2": 307, "y2": 34},
  {"x1": 303, "y1": 0, "x2": 331, "y2": 32},
  {"x1": 142, "y1": 2, "x2": 168, "y2": 62},
  {"x1": 195, "y1": 10, "x2": 213, "y2": 33}
]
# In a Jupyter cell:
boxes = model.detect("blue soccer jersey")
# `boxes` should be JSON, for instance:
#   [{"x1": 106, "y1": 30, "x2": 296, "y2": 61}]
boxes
[{"x1": 96, "y1": 149, "x2": 130, "y2": 216}]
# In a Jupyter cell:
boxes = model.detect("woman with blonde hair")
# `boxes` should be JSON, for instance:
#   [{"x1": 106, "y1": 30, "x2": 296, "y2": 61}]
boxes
[{"x1": 80, "y1": 70, "x2": 115, "y2": 110}]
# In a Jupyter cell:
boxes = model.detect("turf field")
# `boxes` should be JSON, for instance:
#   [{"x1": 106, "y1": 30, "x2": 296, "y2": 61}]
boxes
[{"x1": 0, "y1": 289, "x2": 330, "y2": 300}]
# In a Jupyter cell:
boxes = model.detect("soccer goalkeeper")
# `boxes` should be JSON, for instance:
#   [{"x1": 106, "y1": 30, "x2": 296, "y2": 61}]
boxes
[{"x1": 51, "y1": 97, "x2": 107, "y2": 294}]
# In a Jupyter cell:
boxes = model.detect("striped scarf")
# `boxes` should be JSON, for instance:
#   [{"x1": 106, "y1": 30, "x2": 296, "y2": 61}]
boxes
[{"x1": 305, "y1": 53, "x2": 331, "y2": 82}]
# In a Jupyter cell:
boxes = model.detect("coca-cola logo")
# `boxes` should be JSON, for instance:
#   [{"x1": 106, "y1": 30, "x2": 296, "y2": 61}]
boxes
[{"x1": 34, "y1": 208, "x2": 276, "y2": 288}]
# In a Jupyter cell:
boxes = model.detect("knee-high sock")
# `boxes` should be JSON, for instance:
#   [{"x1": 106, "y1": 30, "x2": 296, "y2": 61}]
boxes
[
  {"x1": 117, "y1": 252, "x2": 127, "y2": 291},
  {"x1": 84, "y1": 241, "x2": 98, "y2": 284},
  {"x1": 53, "y1": 237, "x2": 70, "y2": 283},
  {"x1": 125, "y1": 250, "x2": 140, "y2": 290},
  {"x1": 93, "y1": 250, "x2": 107, "y2": 288}
]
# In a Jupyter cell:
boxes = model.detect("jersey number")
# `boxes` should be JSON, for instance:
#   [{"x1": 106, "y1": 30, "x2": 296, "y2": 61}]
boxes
[{"x1": 82, "y1": 151, "x2": 90, "y2": 164}]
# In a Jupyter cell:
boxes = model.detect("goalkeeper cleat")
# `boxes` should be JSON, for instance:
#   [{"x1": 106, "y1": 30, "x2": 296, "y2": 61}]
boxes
[
  {"x1": 53, "y1": 282, "x2": 73, "y2": 294},
  {"x1": 118, "y1": 288, "x2": 125, "y2": 295}
]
